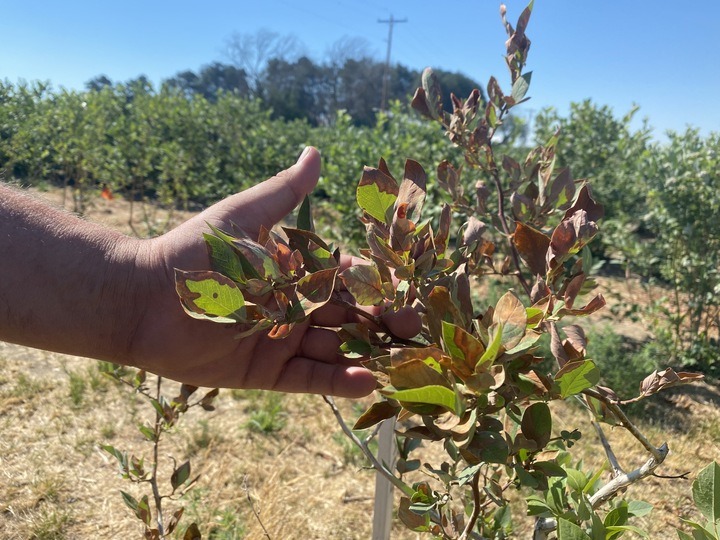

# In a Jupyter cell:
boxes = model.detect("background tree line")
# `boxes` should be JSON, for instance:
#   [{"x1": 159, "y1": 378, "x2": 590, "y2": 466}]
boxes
[{"x1": 0, "y1": 40, "x2": 718, "y2": 384}]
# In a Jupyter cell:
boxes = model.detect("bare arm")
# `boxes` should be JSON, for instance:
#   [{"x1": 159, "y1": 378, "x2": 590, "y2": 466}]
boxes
[{"x1": 0, "y1": 148, "x2": 420, "y2": 397}]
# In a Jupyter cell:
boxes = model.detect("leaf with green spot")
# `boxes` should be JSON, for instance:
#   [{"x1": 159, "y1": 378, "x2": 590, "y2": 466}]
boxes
[
  {"x1": 357, "y1": 166, "x2": 398, "y2": 223},
  {"x1": 340, "y1": 264, "x2": 385, "y2": 306},
  {"x1": 442, "y1": 321, "x2": 485, "y2": 376},
  {"x1": 555, "y1": 360, "x2": 600, "y2": 398},
  {"x1": 175, "y1": 270, "x2": 245, "y2": 323},
  {"x1": 493, "y1": 291, "x2": 527, "y2": 349},
  {"x1": 381, "y1": 385, "x2": 457, "y2": 413}
]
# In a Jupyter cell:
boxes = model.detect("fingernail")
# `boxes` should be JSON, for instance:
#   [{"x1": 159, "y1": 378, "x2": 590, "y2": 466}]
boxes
[{"x1": 297, "y1": 146, "x2": 313, "y2": 163}]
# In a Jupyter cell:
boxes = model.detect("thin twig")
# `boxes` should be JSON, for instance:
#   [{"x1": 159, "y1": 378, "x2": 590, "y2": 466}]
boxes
[
  {"x1": 590, "y1": 419, "x2": 624, "y2": 478},
  {"x1": 322, "y1": 395, "x2": 414, "y2": 497},
  {"x1": 460, "y1": 469, "x2": 482, "y2": 539},
  {"x1": 589, "y1": 443, "x2": 669, "y2": 508},
  {"x1": 583, "y1": 388, "x2": 665, "y2": 462},
  {"x1": 151, "y1": 376, "x2": 165, "y2": 537},
  {"x1": 242, "y1": 475, "x2": 271, "y2": 539}
]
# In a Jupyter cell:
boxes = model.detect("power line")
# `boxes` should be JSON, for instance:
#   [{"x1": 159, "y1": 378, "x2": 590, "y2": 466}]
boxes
[{"x1": 378, "y1": 15, "x2": 407, "y2": 111}]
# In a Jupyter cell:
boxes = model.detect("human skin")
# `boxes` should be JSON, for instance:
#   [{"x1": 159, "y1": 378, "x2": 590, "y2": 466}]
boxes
[{"x1": 0, "y1": 147, "x2": 420, "y2": 397}]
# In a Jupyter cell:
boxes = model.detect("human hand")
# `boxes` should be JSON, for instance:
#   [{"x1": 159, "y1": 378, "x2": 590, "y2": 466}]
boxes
[{"x1": 127, "y1": 147, "x2": 420, "y2": 397}]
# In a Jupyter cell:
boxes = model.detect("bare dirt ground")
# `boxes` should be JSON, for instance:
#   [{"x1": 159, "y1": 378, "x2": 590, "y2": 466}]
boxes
[{"x1": 1, "y1": 187, "x2": 718, "y2": 539}]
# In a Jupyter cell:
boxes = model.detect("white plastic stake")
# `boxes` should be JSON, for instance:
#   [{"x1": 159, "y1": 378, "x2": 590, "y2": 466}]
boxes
[{"x1": 372, "y1": 417, "x2": 397, "y2": 540}]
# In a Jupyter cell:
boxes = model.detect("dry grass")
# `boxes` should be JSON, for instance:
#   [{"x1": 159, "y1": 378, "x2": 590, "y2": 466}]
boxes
[{"x1": 1, "y1": 188, "x2": 718, "y2": 539}]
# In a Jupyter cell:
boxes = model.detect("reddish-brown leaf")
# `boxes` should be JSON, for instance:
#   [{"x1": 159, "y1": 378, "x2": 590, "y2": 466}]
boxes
[{"x1": 514, "y1": 222, "x2": 551, "y2": 276}]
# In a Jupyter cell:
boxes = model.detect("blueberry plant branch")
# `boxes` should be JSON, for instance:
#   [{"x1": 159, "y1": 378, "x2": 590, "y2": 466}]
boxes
[
  {"x1": 101, "y1": 366, "x2": 216, "y2": 539},
  {"x1": 173, "y1": 2, "x2": 704, "y2": 537}
]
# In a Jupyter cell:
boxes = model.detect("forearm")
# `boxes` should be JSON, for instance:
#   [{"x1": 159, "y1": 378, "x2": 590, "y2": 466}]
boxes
[{"x1": 0, "y1": 184, "x2": 149, "y2": 362}]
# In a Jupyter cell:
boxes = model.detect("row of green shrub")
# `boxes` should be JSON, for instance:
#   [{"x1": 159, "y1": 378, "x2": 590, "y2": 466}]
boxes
[{"x1": 1, "y1": 80, "x2": 718, "y2": 379}]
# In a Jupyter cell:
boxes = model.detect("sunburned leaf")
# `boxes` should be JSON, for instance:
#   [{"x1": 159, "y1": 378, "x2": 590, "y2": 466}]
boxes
[
  {"x1": 340, "y1": 264, "x2": 385, "y2": 306},
  {"x1": 283, "y1": 227, "x2": 338, "y2": 271},
  {"x1": 442, "y1": 321, "x2": 485, "y2": 377},
  {"x1": 397, "y1": 159, "x2": 426, "y2": 224},
  {"x1": 381, "y1": 385, "x2": 457, "y2": 413},
  {"x1": 175, "y1": 270, "x2": 245, "y2": 323},
  {"x1": 548, "y1": 168, "x2": 575, "y2": 210},
  {"x1": 357, "y1": 166, "x2": 398, "y2": 223},
  {"x1": 513, "y1": 222, "x2": 550, "y2": 276},
  {"x1": 388, "y1": 359, "x2": 451, "y2": 390},
  {"x1": 295, "y1": 267, "x2": 338, "y2": 318},
  {"x1": 353, "y1": 400, "x2": 400, "y2": 430},
  {"x1": 421, "y1": 67, "x2": 444, "y2": 119},
  {"x1": 639, "y1": 368, "x2": 704, "y2": 398},
  {"x1": 231, "y1": 237, "x2": 282, "y2": 282},
  {"x1": 564, "y1": 184, "x2": 604, "y2": 223},
  {"x1": 493, "y1": 291, "x2": 527, "y2": 349},
  {"x1": 521, "y1": 402, "x2": 552, "y2": 450},
  {"x1": 555, "y1": 360, "x2": 600, "y2": 398}
]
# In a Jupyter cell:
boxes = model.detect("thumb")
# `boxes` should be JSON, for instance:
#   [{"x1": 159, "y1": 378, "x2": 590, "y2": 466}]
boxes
[{"x1": 220, "y1": 146, "x2": 321, "y2": 236}]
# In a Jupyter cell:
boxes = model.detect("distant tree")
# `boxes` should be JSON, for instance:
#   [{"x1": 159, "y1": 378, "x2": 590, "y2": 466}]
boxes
[
  {"x1": 261, "y1": 56, "x2": 328, "y2": 125},
  {"x1": 85, "y1": 75, "x2": 113, "y2": 92},
  {"x1": 224, "y1": 29, "x2": 306, "y2": 96},
  {"x1": 164, "y1": 63, "x2": 249, "y2": 101}
]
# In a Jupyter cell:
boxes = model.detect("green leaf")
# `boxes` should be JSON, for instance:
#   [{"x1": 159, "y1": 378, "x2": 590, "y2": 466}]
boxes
[
  {"x1": 204, "y1": 232, "x2": 245, "y2": 283},
  {"x1": 340, "y1": 264, "x2": 385, "y2": 305},
  {"x1": 557, "y1": 518, "x2": 592, "y2": 540},
  {"x1": 381, "y1": 385, "x2": 457, "y2": 413},
  {"x1": 477, "y1": 323, "x2": 504, "y2": 368},
  {"x1": 521, "y1": 402, "x2": 552, "y2": 450},
  {"x1": 171, "y1": 461, "x2": 191, "y2": 490},
  {"x1": 565, "y1": 468, "x2": 589, "y2": 493},
  {"x1": 120, "y1": 490, "x2": 138, "y2": 512},
  {"x1": 357, "y1": 166, "x2": 398, "y2": 223},
  {"x1": 604, "y1": 505, "x2": 628, "y2": 529},
  {"x1": 693, "y1": 462, "x2": 720, "y2": 524},
  {"x1": 297, "y1": 195, "x2": 314, "y2": 232},
  {"x1": 175, "y1": 270, "x2": 245, "y2": 322},
  {"x1": 627, "y1": 500, "x2": 653, "y2": 518},
  {"x1": 511, "y1": 71, "x2": 532, "y2": 103},
  {"x1": 606, "y1": 525, "x2": 650, "y2": 538},
  {"x1": 555, "y1": 360, "x2": 600, "y2": 398}
]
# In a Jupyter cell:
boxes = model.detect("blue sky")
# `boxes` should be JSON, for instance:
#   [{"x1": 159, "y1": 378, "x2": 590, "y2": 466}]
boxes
[{"x1": 1, "y1": 1, "x2": 718, "y2": 138}]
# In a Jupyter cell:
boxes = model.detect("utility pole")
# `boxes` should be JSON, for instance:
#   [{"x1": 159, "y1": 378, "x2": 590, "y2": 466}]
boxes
[{"x1": 378, "y1": 15, "x2": 407, "y2": 111}]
